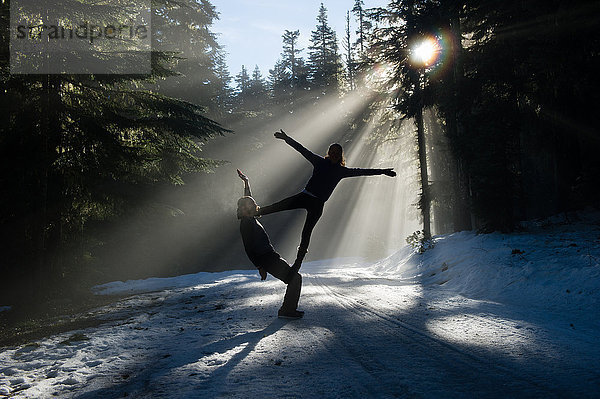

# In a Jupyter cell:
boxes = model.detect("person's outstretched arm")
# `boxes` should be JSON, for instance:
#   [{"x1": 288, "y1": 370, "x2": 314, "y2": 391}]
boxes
[
  {"x1": 274, "y1": 129, "x2": 321, "y2": 165},
  {"x1": 343, "y1": 167, "x2": 397, "y2": 178},
  {"x1": 237, "y1": 169, "x2": 267, "y2": 281},
  {"x1": 237, "y1": 169, "x2": 252, "y2": 196}
]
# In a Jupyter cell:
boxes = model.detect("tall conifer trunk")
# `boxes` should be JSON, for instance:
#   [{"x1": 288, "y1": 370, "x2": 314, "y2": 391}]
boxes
[
  {"x1": 447, "y1": 9, "x2": 472, "y2": 231},
  {"x1": 416, "y1": 72, "x2": 431, "y2": 239}
]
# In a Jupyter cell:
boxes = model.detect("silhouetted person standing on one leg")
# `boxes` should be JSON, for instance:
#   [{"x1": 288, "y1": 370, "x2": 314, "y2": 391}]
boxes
[
  {"x1": 257, "y1": 129, "x2": 397, "y2": 274},
  {"x1": 237, "y1": 169, "x2": 304, "y2": 319}
]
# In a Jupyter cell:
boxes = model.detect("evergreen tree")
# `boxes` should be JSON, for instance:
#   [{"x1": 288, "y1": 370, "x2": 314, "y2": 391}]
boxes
[
  {"x1": 454, "y1": 0, "x2": 600, "y2": 229},
  {"x1": 268, "y1": 59, "x2": 293, "y2": 110},
  {"x1": 234, "y1": 65, "x2": 251, "y2": 111},
  {"x1": 368, "y1": 0, "x2": 600, "y2": 231},
  {"x1": 308, "y1": 3, "x2": 343, "y2": 98},
  {"x1": 352, "y1": 0, "x2": 372, "y2": 58},
  {"x1": 267, "y1": 30, "x2": 309, "y2": 112},
  {"x1": 152, "y1": 0, "x2": 223, "y2": 114},
  {"x1": 367, "y1": 0, "x2": 435, "y2": 237},
  {"x1": 212, "y1": 49, "x2": 235, "y2": 117},
  {"x1": 248, "y1": 65, "x2": 268, "y2": 111},
  {"x1": 343, "y1": 11, "x2": 356, "y2": 91},
  {"x1": 0, "y1": 0, "x2": 229, "y2": 295},
  {"x1": 281, "y1": 30, "x2": 302, "y2": 85}
]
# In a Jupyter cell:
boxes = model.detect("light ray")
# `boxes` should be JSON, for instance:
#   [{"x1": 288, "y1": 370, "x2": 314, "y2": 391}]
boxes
[
  {"x1": 95, "y1": 77, "x2": 420, "y2": 278},
  {"x1": 308, "y1": 104, "x2": 421, "y2": 262}
]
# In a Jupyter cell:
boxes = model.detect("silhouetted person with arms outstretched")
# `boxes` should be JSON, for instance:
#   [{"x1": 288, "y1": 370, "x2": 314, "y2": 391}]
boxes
[
  {"x1": 256, "y1": 129, "x2": 397, "y2": 273},
  {"x1": 237, "y1": 169, "x2": 304, "y2": 319}
]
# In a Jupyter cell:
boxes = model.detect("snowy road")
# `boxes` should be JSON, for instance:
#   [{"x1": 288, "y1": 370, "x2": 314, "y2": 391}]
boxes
[
  {"x1": 279, "y1": 267, "x2": 595, "y2": 399},
  {"x1": 2, "y1": 255, "x2": 599, "y2": 398}
]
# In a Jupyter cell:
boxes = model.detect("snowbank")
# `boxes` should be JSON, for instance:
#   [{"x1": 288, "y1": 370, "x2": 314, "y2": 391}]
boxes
[
  {"x1": 92, "y1": 270, "x2": 249, "y2": 296},
  {"x1": 92, "y1": 257, "x2": 364, "y2": 296},
  {"x1": 371, "y1": 212, "x2": 600, "y2": 312}
]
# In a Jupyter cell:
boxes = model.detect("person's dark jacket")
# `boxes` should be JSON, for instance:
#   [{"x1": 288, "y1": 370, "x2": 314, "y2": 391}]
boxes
[
  {"x1": 240, "y1": 183, "x2": 275, "y2": 267},
  {"x1": 283, "y1": 136, "x2": 388, "y2": 202}
]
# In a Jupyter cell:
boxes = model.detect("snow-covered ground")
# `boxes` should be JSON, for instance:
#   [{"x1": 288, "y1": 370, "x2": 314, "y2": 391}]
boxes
[{"x1": 1, "y1": 214, "x2": 599, "y2": 398}]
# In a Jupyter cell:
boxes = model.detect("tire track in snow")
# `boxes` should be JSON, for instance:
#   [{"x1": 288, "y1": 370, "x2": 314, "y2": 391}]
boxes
[
  {"x1": 292, "y1": 280, "x2": 416, "y2": 398},
  {"x1": 304, "y1": 273, "x2": 563, "y2": 398}
]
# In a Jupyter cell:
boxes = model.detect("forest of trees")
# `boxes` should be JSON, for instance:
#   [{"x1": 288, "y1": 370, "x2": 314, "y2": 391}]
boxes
[
  {"x1": 365, "y1": 0, "x2": 600, "y2": 234},
  {"x1": 1, "y1": 0, "x2": 599, "y2": 302}
]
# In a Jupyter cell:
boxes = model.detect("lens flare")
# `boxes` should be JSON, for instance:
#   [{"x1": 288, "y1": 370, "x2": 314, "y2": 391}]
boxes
[{"x1": 411, "y1": 37, "x2": 442, "y2": 67}]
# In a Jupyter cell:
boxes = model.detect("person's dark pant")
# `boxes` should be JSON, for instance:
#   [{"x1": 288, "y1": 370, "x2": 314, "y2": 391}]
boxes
[
  {"x1": 258, "y1": 192, "x2": 325, "y2": 254},
  {"x1": 257, "y1": 252, "x2": 302, "y2": 312}
]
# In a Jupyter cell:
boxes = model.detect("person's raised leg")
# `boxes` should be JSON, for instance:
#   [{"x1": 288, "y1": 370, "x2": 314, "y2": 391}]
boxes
[
  {"x1": 257, "y1": 192, "x2": 304, "y2": 216},
  {"x1": 291, "y1": 201, "x2": 324, "y2": 270}
]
